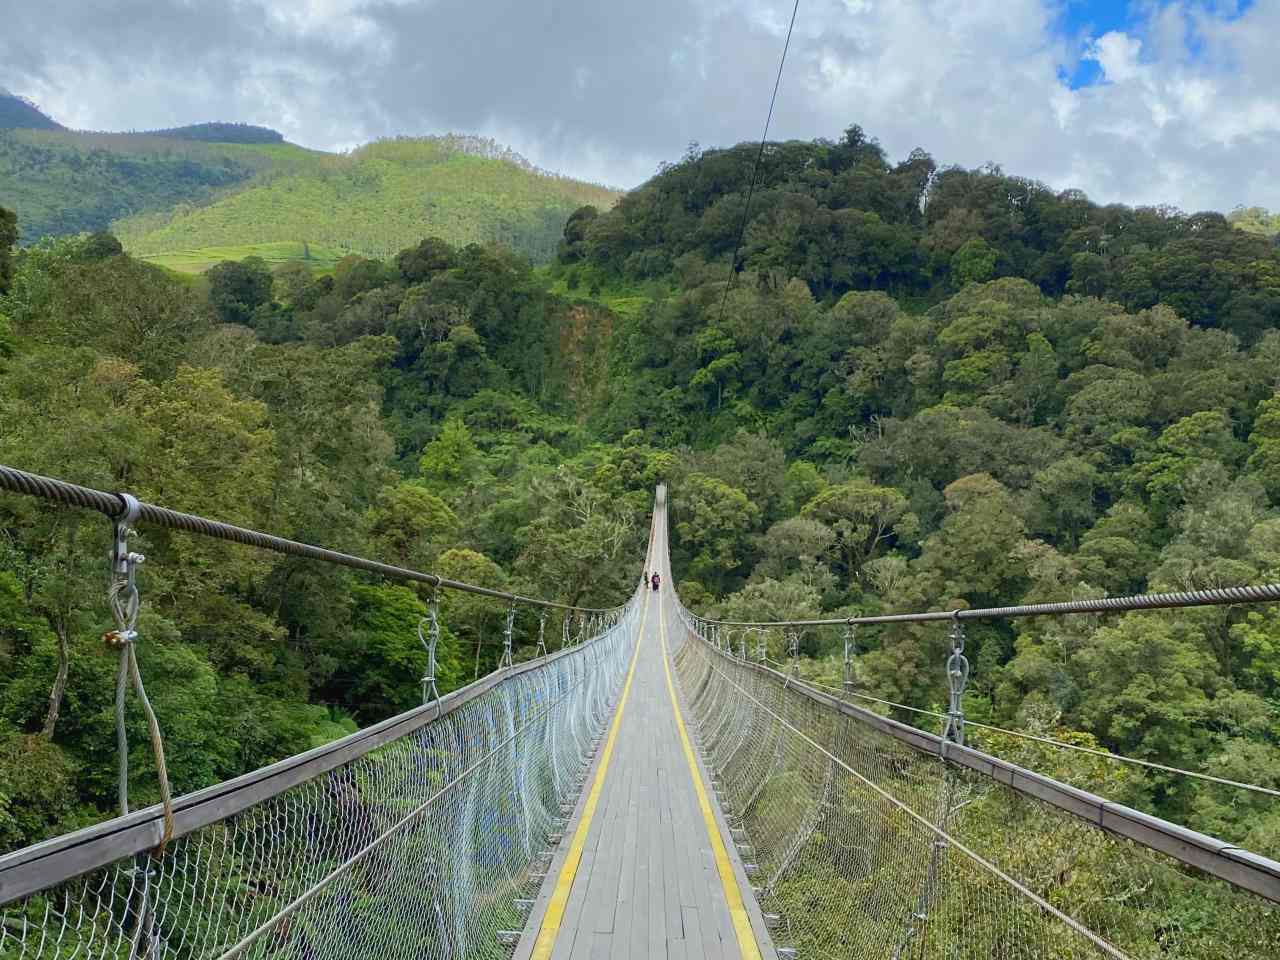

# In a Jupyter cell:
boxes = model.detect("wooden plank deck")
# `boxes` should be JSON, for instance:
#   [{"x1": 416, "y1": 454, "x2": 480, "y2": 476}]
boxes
[{"x1": 517, "y1": 521, "x2": 775, "y2": 960}]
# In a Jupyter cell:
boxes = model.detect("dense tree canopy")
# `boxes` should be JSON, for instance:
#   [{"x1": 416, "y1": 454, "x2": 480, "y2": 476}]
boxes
[
  {"x1": 2, "y1": 119, "x2": 1280, "y2": 891},
  {"x1": 0, "y1": 205, "x2": 16, "y2": 294},
  {"x1": 566, "y1": 129, "x2": 1280, "y2": 345}
]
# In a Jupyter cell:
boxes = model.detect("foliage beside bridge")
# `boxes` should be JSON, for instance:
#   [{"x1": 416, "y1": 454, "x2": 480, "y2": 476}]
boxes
[{"x1": 1, "y1": 120, "x2": 1280, "y2": 876}]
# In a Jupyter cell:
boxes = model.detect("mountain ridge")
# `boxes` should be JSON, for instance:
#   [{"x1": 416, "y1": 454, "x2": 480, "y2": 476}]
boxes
[{"x1": 0, "y1": 92, "x2": 63, "y2": 131}]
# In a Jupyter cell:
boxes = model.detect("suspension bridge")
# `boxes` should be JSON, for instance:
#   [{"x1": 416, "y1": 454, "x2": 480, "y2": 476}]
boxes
[{"x1": 0, "y1": 466, "x2": 1278, "y2": 959}]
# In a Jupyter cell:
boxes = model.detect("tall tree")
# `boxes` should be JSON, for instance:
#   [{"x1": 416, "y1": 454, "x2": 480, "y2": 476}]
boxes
[{"x1": 0, "y1": 206, "x2": 16, "y2": 295}]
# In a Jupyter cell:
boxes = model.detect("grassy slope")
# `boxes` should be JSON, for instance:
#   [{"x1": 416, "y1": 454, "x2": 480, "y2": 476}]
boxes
[
  {"x1": 1, "y1": 128, "x2": 618, "y2": 266},
  {"x1": 140, "y1": 241, "x2": 348, "y2": 274},
  {"x1": 116, "y1": 139, "x2": 620, "y2": 265},
  {"x1": 0, "y1": 131, "x2": 321, "y2": 240},
  {"x1": 539, "y1": 270, "x2": 667, "y2": 319}
]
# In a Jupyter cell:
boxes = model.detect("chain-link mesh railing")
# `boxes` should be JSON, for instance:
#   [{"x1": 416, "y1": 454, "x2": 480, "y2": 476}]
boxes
[
  {"x1": 0, "y1": 602, "x2": 640, "y2": 960},
  {"x1": 670, "y1": 615, "x2": 1280, "y2": 960},
  {"x1": 709, "y1": 621, "x2": 1279, "y2": 858}
]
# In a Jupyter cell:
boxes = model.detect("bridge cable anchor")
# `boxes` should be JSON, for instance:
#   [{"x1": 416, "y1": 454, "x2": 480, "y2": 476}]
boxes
[
  {"x1": 419, "y1": 577, "x2": 442, "y2": 706},
  {"x1": 501, "y1": 601, "x2": 516, "y2": 670},
  {"x1": 842, "y1": 620, "x2": 857, "y2": 701},
  {"x1": 105, "y1": 493, "x2": 176, "y2": 953},
  {"x1": 942, "y1": 611, "x2": 970, "y2": 747}
]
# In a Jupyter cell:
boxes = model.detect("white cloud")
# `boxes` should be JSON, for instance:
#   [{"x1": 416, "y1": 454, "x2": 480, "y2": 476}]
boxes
[
  {"x1": 1087, "y1": 31, "x2": 1146, "y2": 83},
  {"x1": 2, "y1": 0, "x2": 1279, "y2": 212}
]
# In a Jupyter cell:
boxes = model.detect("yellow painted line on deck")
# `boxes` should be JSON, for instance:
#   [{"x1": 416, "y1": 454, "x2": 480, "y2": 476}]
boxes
[
  {"x1": 657, "y1": 592, "x2": 764, "y2": 960},
  {"x1": 529, "y1": 581, "x2": 651, "y2": 960}
]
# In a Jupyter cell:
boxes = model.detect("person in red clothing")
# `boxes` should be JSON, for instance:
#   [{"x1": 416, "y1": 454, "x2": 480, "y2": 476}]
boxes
[{"x1": 651, "y1": 572, "x2": 661, "y2": 591}]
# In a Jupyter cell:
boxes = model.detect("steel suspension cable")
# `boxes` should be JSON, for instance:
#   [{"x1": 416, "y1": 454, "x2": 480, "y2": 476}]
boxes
[
  {"x1": 0, "y1": 463, "x2": 616, "y2": 612},
  {"x1": 697, "y1": 579, "x2": 1280, "y2": 627}
]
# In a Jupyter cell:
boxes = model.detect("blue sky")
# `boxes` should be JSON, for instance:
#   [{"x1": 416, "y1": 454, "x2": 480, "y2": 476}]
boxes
[
  {"x1": 1058, "y1": 0, "x2": 1257, "y2": 87},
  {"x1": 1059, "y1": 0, "x2": 1141, "y2": 87}
]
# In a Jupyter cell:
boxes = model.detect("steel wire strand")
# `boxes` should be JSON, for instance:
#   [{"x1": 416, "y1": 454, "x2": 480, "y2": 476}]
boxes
[
  {"x1": 674, "y1": 637, "x2": 1128, "y2": 959},
  {"x1": 795, "y1": 674, "x2": 1280, "y2": 800},
  {"x1": 0, "y1": 608, "x2": 639, "y2": 960}
]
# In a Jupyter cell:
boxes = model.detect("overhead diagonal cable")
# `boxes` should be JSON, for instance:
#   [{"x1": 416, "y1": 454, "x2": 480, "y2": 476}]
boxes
[{"x1": 713, "y1": 0, "x2": 801, "y2": 327}]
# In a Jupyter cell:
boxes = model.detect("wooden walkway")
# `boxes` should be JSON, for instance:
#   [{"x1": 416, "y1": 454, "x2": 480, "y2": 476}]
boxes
[{"x1": 516, "y1": 521, "x2": 775, "y2": 960}]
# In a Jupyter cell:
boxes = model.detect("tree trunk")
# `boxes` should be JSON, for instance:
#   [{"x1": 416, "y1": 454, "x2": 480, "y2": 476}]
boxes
[{"x1": 41, "y1": 615, "x2": 71, "y2": 739}]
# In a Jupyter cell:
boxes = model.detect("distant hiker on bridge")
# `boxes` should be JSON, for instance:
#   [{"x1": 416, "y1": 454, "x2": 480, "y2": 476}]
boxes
[{"x1": 651, "y1": 572, "x2": 661, "y2": 591}]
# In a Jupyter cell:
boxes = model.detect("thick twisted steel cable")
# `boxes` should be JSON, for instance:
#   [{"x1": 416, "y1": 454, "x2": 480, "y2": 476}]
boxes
[
  {"x1": 697, "y1": 581, "x2": 1280, "y2": 628},
  {"x1": 0, "y1": 464, "x2": 616, "y2": 612}
]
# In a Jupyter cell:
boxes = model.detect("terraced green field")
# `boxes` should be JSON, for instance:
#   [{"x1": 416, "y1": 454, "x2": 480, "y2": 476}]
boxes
[{"x1": 138, "y1": 240, "x2": 348, "y2": 274}]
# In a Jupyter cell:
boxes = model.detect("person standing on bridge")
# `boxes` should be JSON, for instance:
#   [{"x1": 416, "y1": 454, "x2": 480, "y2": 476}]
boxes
[{"x1": 651, "y1": 571, "x2": 660, "y2": 591}]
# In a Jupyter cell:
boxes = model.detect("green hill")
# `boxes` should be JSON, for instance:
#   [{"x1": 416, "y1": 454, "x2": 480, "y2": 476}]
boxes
[
  {"x1": 0, "y1": 129, "x2": 292, "y2": 240},
  {"x1": 0, "y1": 94, "x2": 619, "y2": 267},
  {"x1": 116, "y1": 136, "x2": 619, "y2": 267},
  {"x1": 138, "y1": 122, "x2": 285, "y2": 144}
]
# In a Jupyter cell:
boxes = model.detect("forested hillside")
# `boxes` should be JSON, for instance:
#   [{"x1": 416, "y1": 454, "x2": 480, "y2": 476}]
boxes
[
  {"x1": 0, "y1": 94, "x2": 618, "y2": 265},
  {"x1": 0, "y1": 129, "x2": 281, "y2": 240},
  {"x1": 1, "y1": 124, "x2": 1279, "y2": 869},
  {"x1": 563, "y1": 127, "x2": 1280, "y2": 340}
]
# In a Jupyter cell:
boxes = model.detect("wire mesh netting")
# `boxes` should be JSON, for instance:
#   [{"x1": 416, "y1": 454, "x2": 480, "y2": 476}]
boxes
[
  {"x1": 0, "y1": 603, "x2": 639, "y2": 960},
  {"x1": 671, "y1": 614, "x2": 1280, "y2": 960},
  {"x1": 729, "y1": 620, "x2": 1278, "y2": 859}
]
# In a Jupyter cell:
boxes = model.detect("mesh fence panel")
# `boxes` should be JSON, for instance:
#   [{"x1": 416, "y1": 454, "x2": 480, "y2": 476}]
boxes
[
  {"x1": 671, "y1": 618, "x2": 1280, "y2": 960},
  {"x1": 0, "y1": 604, "x2": 639, "y2": 960}
]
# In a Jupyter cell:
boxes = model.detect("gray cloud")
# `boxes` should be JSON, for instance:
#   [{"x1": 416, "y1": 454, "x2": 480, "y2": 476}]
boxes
[{"x1": 4, "y1": 0, "x2": 1280, "y2": 210}]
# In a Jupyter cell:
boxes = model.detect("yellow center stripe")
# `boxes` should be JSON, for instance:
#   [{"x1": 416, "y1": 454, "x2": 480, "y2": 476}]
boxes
[
  {"x1": 529, "y1": 577, "x2": 651, "y2": 959},
  {"x1": 657, "y1": 593, "x2": 764, "y2": 960}
]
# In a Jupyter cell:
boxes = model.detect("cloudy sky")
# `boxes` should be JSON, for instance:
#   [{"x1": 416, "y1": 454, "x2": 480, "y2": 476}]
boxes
[{"x1": 3, "y1": 0, "x2": 1277, "y2": 212}]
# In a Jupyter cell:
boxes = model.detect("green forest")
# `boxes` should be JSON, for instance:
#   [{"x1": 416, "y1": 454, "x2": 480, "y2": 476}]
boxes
[{"x1": 1, "y1": 123, "x2": 1279, "y2": 880}]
